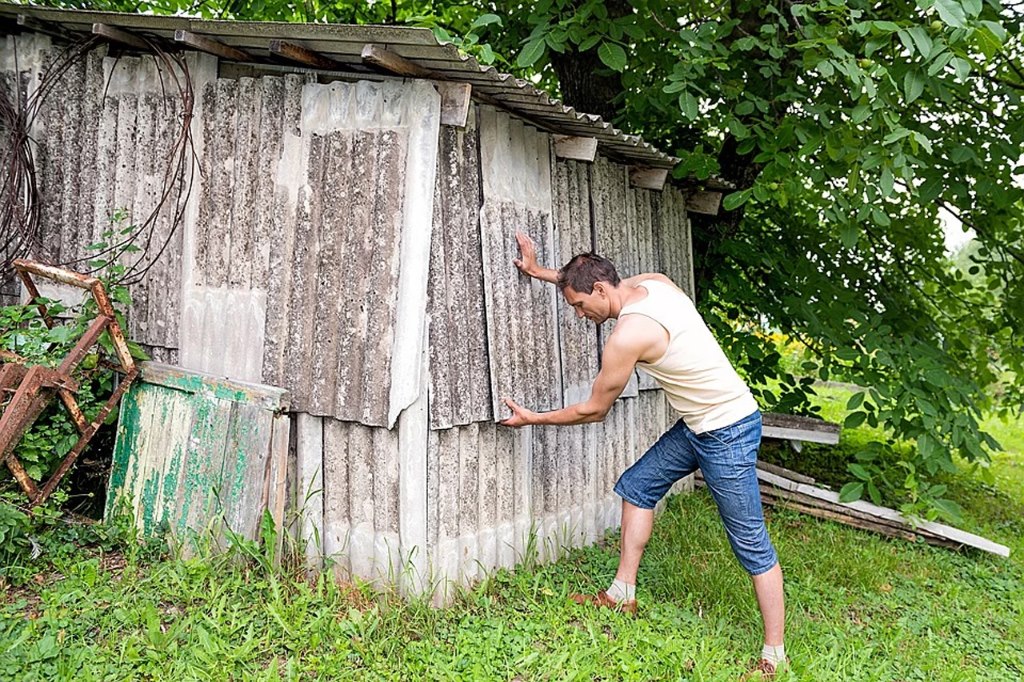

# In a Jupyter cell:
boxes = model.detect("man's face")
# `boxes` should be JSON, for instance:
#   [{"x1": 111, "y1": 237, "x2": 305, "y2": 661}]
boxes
[{"x1": 562, "y1": 284, "x2": 610, "y2": 324}]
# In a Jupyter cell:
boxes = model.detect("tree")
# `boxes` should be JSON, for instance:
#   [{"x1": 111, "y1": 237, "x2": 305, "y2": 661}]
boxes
[{"x1": 18, "y1": 0, "x2": 1024, "y2": 520}]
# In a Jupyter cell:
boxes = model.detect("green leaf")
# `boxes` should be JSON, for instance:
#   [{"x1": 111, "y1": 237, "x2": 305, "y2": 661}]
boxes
[
  {"x1": 881, "y1": 167, "x2": 895, "y2": 197},
  {"x1": 951, "y1": 57, "x2": 971, "y2": 81},
  {"x1": 839, "y1": 482, "x2": 865, "y2": 503},
  {"x1": 722, "y1": 189, "x2": 751, "y2": 211},
  {"x1": 470, "y1": 13, "x2": 501, "y2": 30},
  {"x1": 597, "y1": 42, "x2": 627, "y2": 72},
  {"x1": 903, "y1": 69, "x2": 925, "y2": 103},
  {"x1": 848, "y1": 463, "x2": 872, "y2": 481},
  {"x1": 906, "y1": 26, "x2": 932, "y2": 58},
  {"x1": 678, "y1": 92, "x2": 699, "y2": 120},
  {"x1": 867, "y1": 481, "x2": 882, "y2": 505},
  {"x1": 846, "y1": 392, "x2": 865, "y2": 410},
  {"x1": 839, "y1": 224, "x2": 860, "y2": 248},
  {"x1": 517, "y1": 38, "x2": 545, "y2": 68},
  {"x1": 844, "y1": 411, "x2": 867, "y2": 429},
  {"x1": 933, "y1": 0, "x2": 967, "y2": 28},
  {"x1": 932, "y1": 498, "x2": 963, "y2": 524}
]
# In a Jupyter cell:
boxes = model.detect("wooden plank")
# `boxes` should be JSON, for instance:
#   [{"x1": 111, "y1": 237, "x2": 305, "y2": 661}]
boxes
[
  {"x1": 685, "y1": 190, "x2": 722, "y2": 215},
  {"x1": 361, "y1": 43, "x2": 433, "y2": 78},
  {"x1": 92, "y1": 23, "x2": 151, "y2": 50},
  {"x1": 757, "y1": 469, "x2": 1010, "y2": 557},
  {"x1": 553, "y1": 135, "x2": 598, "y2": 162},
  {"x1": 175, "y1": 29, "x2": 252, "y2": 62},
  {"x1": 629, "y1": 167, "x2": 668, "y2": 191},
  {"x1": 757, "y1": 460, "x2": 816, "y2": 485},
  {"x1": 269, "y1": 40, "x2": 344, "y2": 70},
  {"x1": 436, "y1": 81, "x2": 472, "y2": 128},
  {"x1": 762, "y1": 425, "x2": 841, "y2": 445},
  {"x1": 138, "y1": 362, "x2": 289, "y2": 411}
]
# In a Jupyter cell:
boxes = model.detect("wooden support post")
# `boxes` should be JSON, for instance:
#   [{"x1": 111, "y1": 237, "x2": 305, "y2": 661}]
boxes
[
  {"x1": 361, "y1": 43, "x2": 433, "y2": 78},
  {"x1": 92, "y1": 23, "x2": 152, "y2": 50},
  {"x1": 436, "y1": 81, "x2": 472, "y2": 128},
  {"x1": 553, "y1": 135, "x2": 598, "y2": 162},
  {"x1": 629, "y1": 167, "x2": 669, "y2": 191},
  {"x1": 685, "y1": 190, "x2": 722, "y2": 215},
  {"x1": 174, "y1": 30, "x2": 252, "y2": 62},
  {"x1": 269, "y1": 40, "x2": 344, "y2": 70}
]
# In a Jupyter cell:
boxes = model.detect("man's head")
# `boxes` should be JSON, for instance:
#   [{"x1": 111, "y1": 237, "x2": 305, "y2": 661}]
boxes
[{"x1": 557, "y1": 253, "x2": 621, "y2": 324}]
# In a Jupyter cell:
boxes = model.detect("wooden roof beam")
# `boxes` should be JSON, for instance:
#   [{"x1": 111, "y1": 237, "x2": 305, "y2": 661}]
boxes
[
  {"x1": 553, "y1": 135, "x2": 598, "y2": 162},
  {"x1": 630, "y1": 167, "x2": 669, "y2": 191},
  {"x1": 686, "y1": 190, "x2": 722, "y2": 215},
  {"x1": 269, "y1": 40, "x2": 343, "y2": 70},
  {"x1": 361, "y1": 43, "x2": 433, "y2": 78},
  {"x1": 92, "y1": 23, "x2": 152, "y2": 51},
  {"x1": 175, "y1": 30, "x2": 252, "y2": 62}
]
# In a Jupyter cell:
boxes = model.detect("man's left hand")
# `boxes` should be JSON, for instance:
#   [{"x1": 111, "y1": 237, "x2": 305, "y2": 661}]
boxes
[{"x1": 499, "y1": 397, "x2": 536, "y2": 427}]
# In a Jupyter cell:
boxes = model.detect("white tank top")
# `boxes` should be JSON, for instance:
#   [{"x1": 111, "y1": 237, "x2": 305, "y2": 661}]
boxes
[{"x1": 620, "y1": 280, "x2": 758, "y2": 433}]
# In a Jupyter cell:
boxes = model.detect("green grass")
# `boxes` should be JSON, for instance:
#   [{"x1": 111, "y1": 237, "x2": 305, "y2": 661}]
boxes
[{"x1": 2, "y1": 400, "x2": 1022, "y2": 681}]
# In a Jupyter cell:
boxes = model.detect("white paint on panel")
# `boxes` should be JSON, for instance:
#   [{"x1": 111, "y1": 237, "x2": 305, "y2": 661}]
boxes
[
  {"x1": 398, "y1": 322, "x2": 429, "y2": 595},
  {"x1": 388, "y1": 79, "x2": 441, "y2": 427},
  {"x1": 180, "y1": 287, "x2": 267, "y2": 382},
  {"x1": 296, "y1": 413, "x2": 324, "y2": 569}
]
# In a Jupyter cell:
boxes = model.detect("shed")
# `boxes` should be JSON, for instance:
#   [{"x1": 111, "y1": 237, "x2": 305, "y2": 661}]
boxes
[{"x1": 0, "y1": 6, "x2": 704, "y2": 597}]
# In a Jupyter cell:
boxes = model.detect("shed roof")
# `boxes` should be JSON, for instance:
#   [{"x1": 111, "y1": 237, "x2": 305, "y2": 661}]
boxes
[{"x1": 0, "y1": 4, "x2": 677, "y2": 169}]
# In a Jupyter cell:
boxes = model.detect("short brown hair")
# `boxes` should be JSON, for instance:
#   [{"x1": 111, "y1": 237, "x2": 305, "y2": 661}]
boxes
[{"x1": 557, "y1": 253, "x2": 621, "y2": 293}]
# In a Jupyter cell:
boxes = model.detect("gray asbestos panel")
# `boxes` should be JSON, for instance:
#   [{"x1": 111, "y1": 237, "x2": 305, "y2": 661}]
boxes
[
  {"x1": 189, "y1": 76, "x2": 427, "y2": 427},
  {"x1": 320, "y1": 417, "x2": 401, "y2": 582},
  {"x1": 427, "y1": 111, "x2": 492, "y2": 429},
  {"x1": 23, "y1": 48, "x2": 185, "y2": 351},
  {"x1": 552, "y1": 159, "x2": 600, "y2": 404},
  {"x1": 591, "y1": 155, "x2": 639, "y2": 399},
  {"x1": 478, "y1": 106, "x2": 562, "y2": 421},
  {"x1": 655, "y1": 188, "x2": 695, "y2": 298}
]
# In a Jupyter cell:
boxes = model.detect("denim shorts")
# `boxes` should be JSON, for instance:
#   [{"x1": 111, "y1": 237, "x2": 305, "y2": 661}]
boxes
[{"x1": 613, "y1": 410, "x2": 778, "y2": 576}]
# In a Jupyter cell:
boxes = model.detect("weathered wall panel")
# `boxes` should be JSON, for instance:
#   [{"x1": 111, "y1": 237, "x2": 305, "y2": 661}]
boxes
[
  {"x1": 316, "y1": 417, "x2": 402, "y2": 582},
  {"x1": 552, "y1": 159, "x2": 600, "y2": 404},
  {"x1": 182, "y1": 77, "x2": 440, "y2": 428},
  {"x1": 478, "y1": 106, "x2": 562, "y2": 421},
  {"x1": 655, "y1": 187, "x2": 696, "y2": 298},
  {"x1": 427, "y1": 110, "x2": 492, "y2": 429},
  {"x1": 591, "y1": 155, "x2": 640, "y2": 397},
  {"x1": 5, "y1": 41, "x2": 187, "y2": 352}
]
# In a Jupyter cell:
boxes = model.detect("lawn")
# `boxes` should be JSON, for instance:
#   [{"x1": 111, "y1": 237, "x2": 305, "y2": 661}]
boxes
[{"x1": 1, "y1": 404, "x2": 1022, "y2": 681}]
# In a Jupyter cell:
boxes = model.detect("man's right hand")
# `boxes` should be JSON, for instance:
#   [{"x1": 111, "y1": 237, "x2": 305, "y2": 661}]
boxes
[
  {"x1": 513, "y1": 232, "x2": 559, "y2": 283},
  {"x1": 513, "y1": 231, "x2": 539, "y2": 277}
]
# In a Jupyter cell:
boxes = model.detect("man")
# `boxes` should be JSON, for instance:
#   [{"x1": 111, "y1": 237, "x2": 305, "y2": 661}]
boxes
[{"x1": 500, "y1": 232, "x2": 787, "y2": 679}]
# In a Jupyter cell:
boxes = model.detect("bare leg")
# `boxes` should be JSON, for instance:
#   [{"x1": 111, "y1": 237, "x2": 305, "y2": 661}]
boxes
[
  {"x1": 615, "y1": 500, "x2": 655, "y2": 584},
  {"x1": 751, "y1": 562, "x2": 785, "y2": 646}
]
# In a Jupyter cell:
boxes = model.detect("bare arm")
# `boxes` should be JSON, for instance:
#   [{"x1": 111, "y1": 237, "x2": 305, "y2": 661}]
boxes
[
  {"x1": 500, "y1": 329, "x2": 643, "y2": 427},
  {"x1": 513, "y1": 231, "x2": 559, "y2": 284}
]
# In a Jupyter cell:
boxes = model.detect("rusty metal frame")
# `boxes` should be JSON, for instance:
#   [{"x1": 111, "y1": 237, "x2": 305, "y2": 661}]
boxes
[{"x1": 0, "y1": 259, "x2": 138, "y2": 507}]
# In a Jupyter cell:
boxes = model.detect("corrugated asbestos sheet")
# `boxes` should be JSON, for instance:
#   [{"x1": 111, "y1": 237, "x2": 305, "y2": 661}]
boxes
[
  {"x1": 477, "y1": 105, "x2": 563, "y2": 421},
  {"x1": 551, "y1": 159, "x2": 600, "y2": 405},
  {"x1": 0, "y1": 5, "x2": 676, "y2": 170},
  {"x1": 105, "y1": 363, "x2": 289, "y2": 551},
  {"x1": 427, "y1": 108, "x2": 492, "y2": 429},
  {"x1": 3, "y1": 39, "x2": 185, "y2": 356},
  {"x1": 656, "y1": 188, "x2": 696, "y2": 298},
  {"x1": 294, "y1": 413, "x2": 402, "y2": 581},
  {"x1": 590, "y1": 155, "x2": 639, "y2": 398},
  {"x1": 427, "y1": 421, "x2": 520, "y2": 583},
  {"x1": 183, "y1": 75, "x2": 440, "y2": 427}
]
